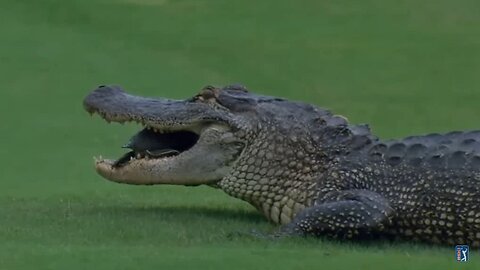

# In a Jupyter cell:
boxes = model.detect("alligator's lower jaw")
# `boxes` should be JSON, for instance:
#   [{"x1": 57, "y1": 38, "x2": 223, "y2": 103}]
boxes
[
  {"x1": 94, "y1": 156, "x2": 198, "y2": 185},
  {"x1": 95, "y1": 158, "x2": 156, "y2": 185}
]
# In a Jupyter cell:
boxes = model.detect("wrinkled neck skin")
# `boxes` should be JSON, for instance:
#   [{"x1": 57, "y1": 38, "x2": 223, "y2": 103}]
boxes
[{"x1": 214, "y1": 103, "x2": 370, "y2": 224}]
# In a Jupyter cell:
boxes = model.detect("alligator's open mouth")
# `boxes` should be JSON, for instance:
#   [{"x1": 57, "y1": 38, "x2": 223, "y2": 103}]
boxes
[
  {"x1": 84, "y1": 85, "x2": 242, "y2": 185},
  {"x1": 93, "y1": 121, "x2": 232, "y2": 185},
  {"x1": 112, "y1": 127, "x2": 200, "y2": 168}
]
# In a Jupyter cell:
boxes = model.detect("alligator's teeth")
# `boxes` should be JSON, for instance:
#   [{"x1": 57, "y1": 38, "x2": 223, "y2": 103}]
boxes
[
  {"x1": 136, "y1": 153, "x2": 142, "y2": 159},
  {"x1": 154, "y1": 128, "x2": 160, "y2": 133}
]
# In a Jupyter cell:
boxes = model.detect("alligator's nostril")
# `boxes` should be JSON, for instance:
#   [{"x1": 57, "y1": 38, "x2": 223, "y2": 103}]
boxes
[{"x1": 98, "y1": 85, "x2": 106, "y2": 88}]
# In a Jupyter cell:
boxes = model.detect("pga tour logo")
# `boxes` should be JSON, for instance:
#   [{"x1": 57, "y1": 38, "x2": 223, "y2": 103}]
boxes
[{"x1": 455, "y1": 245, "x2": 469, "y2": 262}]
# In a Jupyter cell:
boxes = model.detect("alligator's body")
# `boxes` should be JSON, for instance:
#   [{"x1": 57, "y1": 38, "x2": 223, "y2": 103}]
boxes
[{"x1": 84, "y1": 85, "x2": 480, "y2": 247}]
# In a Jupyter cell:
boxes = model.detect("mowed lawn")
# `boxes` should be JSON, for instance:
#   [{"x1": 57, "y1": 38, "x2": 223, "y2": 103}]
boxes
[{"x1": 1, "y1": 0, "x2": 480, "y2": 269}]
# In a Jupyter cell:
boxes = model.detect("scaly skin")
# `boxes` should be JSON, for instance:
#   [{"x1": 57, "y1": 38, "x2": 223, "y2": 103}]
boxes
[{"x1": 84, "y1": 84, "x2": 480, "y2": 247}]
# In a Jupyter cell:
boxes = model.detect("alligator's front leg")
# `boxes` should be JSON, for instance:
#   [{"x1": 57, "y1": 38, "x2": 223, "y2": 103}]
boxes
[{"x1": 280, "y1": 190, "x2": 394, "y2": 240}]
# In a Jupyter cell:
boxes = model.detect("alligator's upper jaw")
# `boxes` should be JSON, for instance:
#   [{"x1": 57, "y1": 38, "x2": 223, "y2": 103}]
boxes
[{"x1": 84, "y1": 85, "x2": 239, "y2": 185}]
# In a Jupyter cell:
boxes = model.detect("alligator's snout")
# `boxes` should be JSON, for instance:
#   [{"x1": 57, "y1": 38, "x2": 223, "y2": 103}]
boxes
[{"x1": 83, "y1": 85, "x2": 136, "y2": 120}]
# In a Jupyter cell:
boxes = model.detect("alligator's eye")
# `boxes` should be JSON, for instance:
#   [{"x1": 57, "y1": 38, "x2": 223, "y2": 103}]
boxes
[
  {"x1": 200, "y1": 89, "x2": 216, "y2": 100},
  {"x1": 195, "y1": 86, "x2": 219, "y2": 102}
]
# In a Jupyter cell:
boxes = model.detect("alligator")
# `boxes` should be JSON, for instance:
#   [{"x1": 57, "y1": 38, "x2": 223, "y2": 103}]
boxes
[{"x1": 84, "y1": 84, "x2": 480, "y2": 247}]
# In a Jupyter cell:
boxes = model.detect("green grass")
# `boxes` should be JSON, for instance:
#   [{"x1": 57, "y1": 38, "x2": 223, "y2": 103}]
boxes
[{"x1": 1, "y1": 0, "x2": 480, "y2": 269}]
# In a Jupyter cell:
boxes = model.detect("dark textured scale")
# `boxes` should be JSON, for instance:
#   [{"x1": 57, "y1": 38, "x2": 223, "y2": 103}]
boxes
[
  {"x1": 470, "y1": 156, "x2": 480, "y2": 169},
  {"x1": 406, "y1": 143, "x2": 428, "y2": 158},
  {"x1": 439, "y1": 139, "x2": 453, "y2": 145},
  {"x1": 368, "y1": 143, "x2": 387, "y2": 160},
  {"x1": 350, "y1": 135, "x2": 372, "y2": 150},
  {"x1": 387, "y1": 143, "x2": 407, "y2": 158},
  {"x1": 322, "y1": 126, "x2": 352, "y2": 145},
  {"x1": 387, "y1": 156, "x2": 403, "y2": 166},
  {"x1": 458, "y1": 139, "x2": 480, "y2": 153},
  {"x1": 408, "y1": 157, "x2": 423, "y2": 166},
  {"x1": 311, "y1": 117, "x2": 327, "y2": 126},
  {"x1": 345, "y1": 124, "x2": 376, "y2": 150},
  {"x1": 448, "y1": 151, "x2": 467, "y2": 169},
  {"x1": 462, "y1": 138, "x2": 476, "y2": 145},
  {"x1": 385, "y1": 143, "x2": 406, "y2": 166},
  {"x1": 428, "y1": 152, "x2": 447, "y2": 168}
]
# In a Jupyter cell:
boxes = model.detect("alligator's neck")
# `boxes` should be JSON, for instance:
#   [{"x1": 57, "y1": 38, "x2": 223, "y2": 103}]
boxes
[
  {"x1": 217, "y1": 165, "x2": 319, "y2": 225},
  {"x1": 215, "y1": 118, "x2": 379, "y2": 224}
]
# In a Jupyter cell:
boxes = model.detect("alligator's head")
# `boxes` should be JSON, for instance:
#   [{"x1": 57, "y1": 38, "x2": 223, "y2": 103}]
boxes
[
  {"x1": 83, "y1": 84, "x2": 258, "y2": 185},
  {"x1": 84, "y1": 84, "x2": 374, "y2": 222}
]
